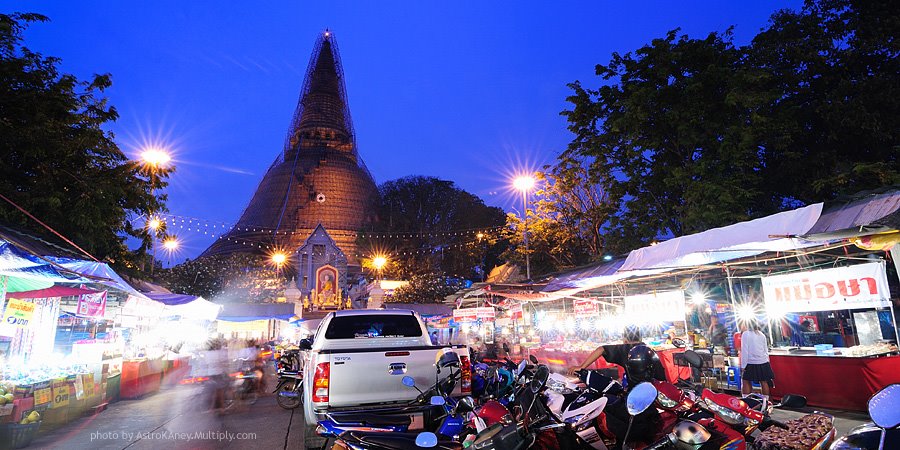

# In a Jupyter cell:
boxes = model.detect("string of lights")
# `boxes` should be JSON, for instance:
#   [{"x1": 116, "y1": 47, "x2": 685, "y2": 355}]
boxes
[{"x1": 141, "y1": 213, "x2": 505, "y2": 239}]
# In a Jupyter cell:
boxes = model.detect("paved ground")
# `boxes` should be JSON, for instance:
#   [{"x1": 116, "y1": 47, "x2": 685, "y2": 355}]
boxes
[{"x1": 24, "y1": 380, "x2": 870, "y2": 450}]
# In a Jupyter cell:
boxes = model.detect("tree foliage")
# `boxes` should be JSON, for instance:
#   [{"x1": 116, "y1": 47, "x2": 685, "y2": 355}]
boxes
[
  {"x1": 561, "y1": 0, "x2": 899, "y2": 253},
  {"x1": 0, "y1": 13, "x2": 172, "y2": 274},
  {"x1": 161, "y1": 253, "x2": 284, "y2": 303},
  {"x1": 389, "y1": 272, "x2": 466, "y2": 304},
  {"x1": 359, "y1": 176, "x2": 507, "y2": 280},
  {"x1": 502, "y1": 156, "x2": 614, "y2": 276}
]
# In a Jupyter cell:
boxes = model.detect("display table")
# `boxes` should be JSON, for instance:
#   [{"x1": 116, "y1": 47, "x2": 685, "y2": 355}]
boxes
[
  {"x1": 120, "y1": 359, "x2": 163, "y2": 399},
  {"x1": 526, "y1": 347, "x2": 691, "y2": 383},
  {"x1": 769, "y1": 352, "x2": 900, "y2": 411}
]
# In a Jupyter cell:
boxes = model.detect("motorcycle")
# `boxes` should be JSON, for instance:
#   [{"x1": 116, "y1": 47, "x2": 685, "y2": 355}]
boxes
[
  {"x1": 542, "y1": 369, "x2": 623, "y2": 450},
  {"x1": 829, "y1": 383, "x2": 900, "y2": 450},
  {"x1": 230, "y1": 357, "x2": 262, "y2": 405},
  {"x1": 273, "y1": 368, "x2": 303, "y2": 409}
]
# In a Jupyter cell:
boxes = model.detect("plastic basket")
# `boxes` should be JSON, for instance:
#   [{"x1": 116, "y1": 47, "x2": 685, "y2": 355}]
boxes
[{"x1": 0, "y1": 421, "x2": 41, "y2": 450}]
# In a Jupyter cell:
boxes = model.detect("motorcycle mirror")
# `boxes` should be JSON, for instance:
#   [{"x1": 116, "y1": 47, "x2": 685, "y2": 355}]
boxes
[
  {"x1": 402, "y1": 376, "x2": 417, "y2": 388},
  {"x1": 530, "y1": 365, "x2": 550, "y2": 394},
  {"x1": 779, "y1": 394, "x2": 807, "y2": 409},
  {"x1": 456, "y1": 396, "x2": 476, "y2": 413},
  {"x1": 517, "y1": 359, "x2": 527, "y2": 376},
  {"x1": 415, "y1": 432, "x2": 439, "y2": 448},
  {"x1": 682, "y1": 350, "x2": 703, "y2": 369},
  {"x1": 869, "y1": 383, "x2": 900, "y2": 429},
  {"x1": 529, "y1": 355, "x2": 539, "y2": 364},
  {"x1": 626, "y1": 382, "x2": 658, "y2": 416},
  {"x1": 298, "y1": 339, "x2": 312, "y2": 351},
  {"x1": 430, "y1": 395, "x2": 446, "y2": 406}
]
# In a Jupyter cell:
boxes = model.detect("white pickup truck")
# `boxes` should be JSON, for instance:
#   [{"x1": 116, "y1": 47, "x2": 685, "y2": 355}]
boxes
[{"x1": 301, "y1": 309, "x2": 471, "y2": 446}]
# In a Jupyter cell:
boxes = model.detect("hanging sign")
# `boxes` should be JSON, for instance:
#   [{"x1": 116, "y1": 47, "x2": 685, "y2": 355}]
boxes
[
  {"x1": 573, "y1": 299, "x2": 600, "y2": 318},
  {"x1": 453, "y1": 308, "x2": 478, "y2": 323},
  {"x1": 508, "y1": 303, "x2": 523, "y2": 320},
  {"x1": 761, "y1": 262, "x2": 891, "y2": 313},
  {"x1": 476, "y1": 306, "x2": 495, "y2": 322},
  {"x1": 623, "y1": 290, "x2": 686, "y2": 323},
  {"x1": 76, "y1": 290, "x2": 107, "y2": 318},
  {"x1": 2, "y1": 298, "x2": 35, "y2": 328}
]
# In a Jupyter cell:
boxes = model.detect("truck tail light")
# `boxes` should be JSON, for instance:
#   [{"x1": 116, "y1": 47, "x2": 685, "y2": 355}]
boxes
[
  {"x1": 460, "y1": 355, "x2": 471, "y2": 394},
  {"x1": 312, "y1": 362, "x2": 330, "y2": 402}
]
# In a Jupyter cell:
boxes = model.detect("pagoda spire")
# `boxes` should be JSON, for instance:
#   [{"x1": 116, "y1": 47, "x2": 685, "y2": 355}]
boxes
[{"x1": 284, "y1": 29, "x2": 355, "y2": 157}]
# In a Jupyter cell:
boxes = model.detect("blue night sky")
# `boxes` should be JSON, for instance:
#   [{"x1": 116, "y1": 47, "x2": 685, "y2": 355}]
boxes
[{"x1": 8, "y1": 1, "x2": 801, "y2": 260}]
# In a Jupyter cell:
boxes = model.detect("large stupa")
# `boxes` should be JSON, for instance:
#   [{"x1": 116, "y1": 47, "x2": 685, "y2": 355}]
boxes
[{"x1": 203, "y1": 30, "x2": 378, "y2": 268}]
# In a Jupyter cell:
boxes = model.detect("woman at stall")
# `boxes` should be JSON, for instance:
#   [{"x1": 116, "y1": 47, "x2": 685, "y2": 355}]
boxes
[{"x1": 740, "y1": 320, "x2": 775, "y2": 398}]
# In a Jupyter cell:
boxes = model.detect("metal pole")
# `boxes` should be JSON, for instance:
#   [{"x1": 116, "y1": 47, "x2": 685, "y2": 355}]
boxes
[{"x1": 522, "y1": 190, "x2": 530, "y2": 280}]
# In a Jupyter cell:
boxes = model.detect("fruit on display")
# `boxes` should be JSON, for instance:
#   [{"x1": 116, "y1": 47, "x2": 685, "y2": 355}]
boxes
[
  {"x1": 3, "y1": 393, "x2": 13, "y2": 403},
  {"x1": 0, "y1": 396, "x2": 6, "y2": 406}
]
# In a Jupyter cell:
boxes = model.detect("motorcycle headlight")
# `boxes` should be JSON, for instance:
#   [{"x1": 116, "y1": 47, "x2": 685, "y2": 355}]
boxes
[
  {"x1": 703, "y1": 399, "x2": 744, "y2": 425},
  {"x1": 656, "y1": 391, "x2": 679, "y2": 409}
]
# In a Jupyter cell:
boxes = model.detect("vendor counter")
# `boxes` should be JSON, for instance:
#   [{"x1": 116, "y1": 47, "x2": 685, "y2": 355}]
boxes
[
  {"x1": 768, "y1": 349, "x2": 900, "y2": 411},
  {"x1": 120, "y1": 358, "x2": 163, "y2": 399},
  {"x1": 527, "y1": 347, "x2": 691, "y2": 383}
]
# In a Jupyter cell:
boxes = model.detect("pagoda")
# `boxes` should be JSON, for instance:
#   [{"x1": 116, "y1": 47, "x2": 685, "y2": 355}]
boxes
[{"x1": 203, "y1": 30, "x2": 378, "y2": 269}]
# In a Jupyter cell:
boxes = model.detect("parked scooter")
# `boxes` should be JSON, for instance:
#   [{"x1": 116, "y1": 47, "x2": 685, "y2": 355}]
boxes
[{"x1": 830, "y1": 383, "x2": 900, "y2": 450}]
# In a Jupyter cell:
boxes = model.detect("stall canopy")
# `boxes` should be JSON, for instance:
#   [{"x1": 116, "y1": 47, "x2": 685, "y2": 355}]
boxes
[
  {"x1": 217, "y1": 303, "x2": 295, "y2": 322},
  {"x1": 47, "y1": 257, "x2": 149, "y2": 300},
  {"x1": 0, "y1": 240, "x2": 85, "y2": 292},
  {"x1": 619, "y1": 203, "x2": 824, "y2": 272},
  {"x1": 145, "y1": 292, "x2": 221, "y2": 322},
  {"x1": 9, "y1": 285, "x2": 99, "y2": 299}
]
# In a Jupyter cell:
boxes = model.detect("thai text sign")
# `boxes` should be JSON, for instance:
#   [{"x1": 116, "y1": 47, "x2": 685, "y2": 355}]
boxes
[
  {"x1": 2, "y1": 298, "x2": 35, "y2": 328},
  {"x1": 476, "y1": 307, "x2": 495, "y2": 322},
  {"x1": 508, "y1": 303, "x2": 523, "y2": 320},
  {"x1": 573, "y1": 299, "x2": 599, "y2": 318},
  {"x1": 761, "y1": 262, "x2": 891, "y2": 313},
  {"x1": 51, "y1": 385, "x2": 70, "y2": 409},
  {"x1": 453, "y1": 308, "x2": 478, "y2": 323},
  {"x1": 77, "y1": 290, "x2": 107, "y2": 318},
  {"x1": 623, "y1": 290, "x2": 686, "y2": 322}
]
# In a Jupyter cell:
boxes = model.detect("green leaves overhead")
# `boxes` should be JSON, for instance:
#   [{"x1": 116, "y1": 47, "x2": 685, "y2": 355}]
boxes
[{"x1": 561, "y1": 0, "x2": 899, "y2": 253}]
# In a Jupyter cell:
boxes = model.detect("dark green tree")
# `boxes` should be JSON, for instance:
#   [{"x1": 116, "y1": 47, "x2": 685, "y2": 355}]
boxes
[
  {"x1": 388, "y1": 273, "x2": 466, "y2": 304},
  {"x1": 0, "y1": 13, "x2": 172, "y2": 274},
  {"x1": 561, "y1": 0, "x2": 899, "y2": 252},
  {"x1": 359, "y1": 176, "x2": 507, "y2": 280}
]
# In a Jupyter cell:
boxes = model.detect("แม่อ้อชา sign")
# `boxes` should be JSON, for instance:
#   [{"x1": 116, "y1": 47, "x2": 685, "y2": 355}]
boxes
[
  {"x1": 2, "y1": 298, "x2": 35, "y2": 328},
  {"x1": 761, "y1": 262, "x2": 891, "y2": 313},
  {"x1": 623, "y1": 290, "x2": 686, "y2": 323}
]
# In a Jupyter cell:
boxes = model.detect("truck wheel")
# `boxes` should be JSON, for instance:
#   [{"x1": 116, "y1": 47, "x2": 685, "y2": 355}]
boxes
[{"x1": 304, "y1": 425, "x2": 327, "y2": 450}]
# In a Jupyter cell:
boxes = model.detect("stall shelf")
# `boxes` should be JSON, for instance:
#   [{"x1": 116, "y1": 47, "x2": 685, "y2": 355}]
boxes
[{"x1": 769, "y1": 350, "x2": 900, "y2": 411}]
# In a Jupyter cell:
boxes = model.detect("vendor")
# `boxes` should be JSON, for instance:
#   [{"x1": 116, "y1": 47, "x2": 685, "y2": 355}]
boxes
[{"x1": 568, "y1": 326, "x2": 666, "y2": 381}]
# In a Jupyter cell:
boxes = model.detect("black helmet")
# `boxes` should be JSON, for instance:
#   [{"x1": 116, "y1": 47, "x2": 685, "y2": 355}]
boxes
[
  {"x1": 435, "y1": 349, "x2": 461, "y2": 370},
  {"x1": 625, "y1": 344, "x2": 657, "y2": 385}
]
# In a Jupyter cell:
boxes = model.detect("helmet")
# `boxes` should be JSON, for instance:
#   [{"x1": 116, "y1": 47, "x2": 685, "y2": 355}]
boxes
[
  {"x1": 435, "y1": 349, "x2": 460, "y2": 371},
  {"x1": 625, "y1": 344, "x2": 657, "y2": 385}
]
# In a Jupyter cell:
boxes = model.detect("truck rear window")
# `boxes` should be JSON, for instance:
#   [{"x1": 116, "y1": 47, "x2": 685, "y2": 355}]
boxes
[{"x1": 325, "y1": 315, "x2": 423, "y2": 339}]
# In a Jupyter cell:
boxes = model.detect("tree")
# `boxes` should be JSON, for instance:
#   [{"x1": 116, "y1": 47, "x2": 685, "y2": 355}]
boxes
[
  {"x1": 0, "y1": 13, "x2": 171, "y2": 274},
  {"x1": 359, "y1": 176, "x2": 507, "y2": 280},
  {"x1": 389, "y1": 273, "x2": 465, "y2": 304},
  {"x1": 161, "y1": 253, "x2": 284, "y2": 303},
  {"x1": 561, "y1": 0, "x2": 899, "y2": 252}
]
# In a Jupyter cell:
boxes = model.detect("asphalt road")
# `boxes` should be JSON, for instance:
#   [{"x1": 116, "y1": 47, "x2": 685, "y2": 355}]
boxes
[
  {"x1": 25, "y1": 381, "x2": 871, "y2": 450},
  {"x1": 27, "y1": 382, "x2": 308, "y2": 450}
]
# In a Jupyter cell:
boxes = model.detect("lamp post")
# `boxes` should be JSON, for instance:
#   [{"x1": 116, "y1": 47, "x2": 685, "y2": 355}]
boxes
[
  {"x1": 513, "y1": 175, "x2": 535, "y2": 280},
  {"x1": 372, "y1": 256, "x2": 387, "y2": 282},
  {"x1": 146, "y1": 217, "x2": 161, "y2": 275}
]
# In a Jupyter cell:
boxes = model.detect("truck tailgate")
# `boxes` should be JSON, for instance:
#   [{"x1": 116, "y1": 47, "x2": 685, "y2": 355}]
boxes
[{"x1": 327, "y1": 346, "x2": 446, "y2": 407}]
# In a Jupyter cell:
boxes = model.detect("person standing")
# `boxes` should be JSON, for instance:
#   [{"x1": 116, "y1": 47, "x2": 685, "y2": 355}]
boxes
[{"x1": 740, "y1": 320, "x2": 775, "y2": 397}]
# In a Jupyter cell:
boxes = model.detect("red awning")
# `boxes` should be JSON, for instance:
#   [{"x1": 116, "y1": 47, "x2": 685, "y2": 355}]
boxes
[{"x1": 10, "y1": 285, "x2": 100, "y2": 299}]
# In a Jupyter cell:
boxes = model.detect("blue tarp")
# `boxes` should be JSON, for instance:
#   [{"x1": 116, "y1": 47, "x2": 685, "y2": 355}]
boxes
[
  {"x1": 46, "y1": 257, "x2": 147, "y2": 299},
  {"x1": 144, "y1": 292, "x2": 200, "y2": 306},
  {"x1": 0, "y1": 240, "x2": 85, "y2": 291}
]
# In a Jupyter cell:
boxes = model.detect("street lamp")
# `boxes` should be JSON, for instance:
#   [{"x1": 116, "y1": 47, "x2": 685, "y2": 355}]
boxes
[
  {"x1": 146, "y1": 217, "x2": 162, "y2": 275},
  {"x1": 372, "y1": 255, "x2": 387, "y2": 281},
  {"x1": 140, "y1": 148, "x2": 171, "y2": 168},
  {"x1": 162, "y1": 237, "x2": 179, "y2": 267},
  {"x1": 513, "y1": 175, "x2": 535, "y2": 280}
]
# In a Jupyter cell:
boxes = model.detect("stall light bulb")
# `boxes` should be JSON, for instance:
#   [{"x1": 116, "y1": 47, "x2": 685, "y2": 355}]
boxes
[
  {"x1": 691, "y1": 292, "x2": 707, "y2": 306},
  {"x1": 737, "y1": 304, "x2": 757, "y2": 322}
]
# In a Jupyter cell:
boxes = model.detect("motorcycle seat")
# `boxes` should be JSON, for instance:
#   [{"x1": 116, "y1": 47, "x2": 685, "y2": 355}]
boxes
[
  {"x1": 331, "y1": 413, "x2": 412, "y2": 427},
  {"x1": 345, "y1": 431, "x2": 463, "y2": 450}
]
